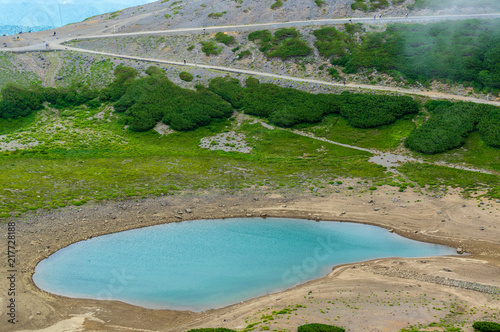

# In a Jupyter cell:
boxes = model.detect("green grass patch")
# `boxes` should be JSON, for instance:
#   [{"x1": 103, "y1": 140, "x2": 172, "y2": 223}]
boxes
[
  {"x1": 398, "y1": 163, "x2": 500, "y2": 198},
  {"x1": 303, "y1": 114, "x2": 415, "y2": 151}
]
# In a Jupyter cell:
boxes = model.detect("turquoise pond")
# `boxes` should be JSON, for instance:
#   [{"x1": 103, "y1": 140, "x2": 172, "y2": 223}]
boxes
[{"x1": 33, "y1": 218, "x2": 455, "y2": 311}]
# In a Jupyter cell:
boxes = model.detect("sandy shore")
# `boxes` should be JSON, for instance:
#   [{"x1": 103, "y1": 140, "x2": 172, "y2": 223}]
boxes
[{"x1": 1, "y1": 185, "x2": 499, "y2": 332}]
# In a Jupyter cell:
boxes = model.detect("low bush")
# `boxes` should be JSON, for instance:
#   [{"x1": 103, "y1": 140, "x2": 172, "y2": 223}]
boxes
[
  {"x1": 236, "y1": 50, "x2": 251, "y2": 60},
  {"x1": 114, "y1": 66, "x2": 233, "y2": 132},
  {"x1": 215, "y1": 32, "x2": 235, "y2": 45},
  {"x1": 207, "y1": 11, "x2": 226, "y2": 18},
  {"x1": 249, "y1": 28, "x2": 312, "y2": 60},
  {"x1": 478, "y1": 109, "x2": 500, "y2": 148},
  {"x1": 185, "y1": 329, "x2": 235, "y2": 332},
  {"x1": 271, "y1": 0, "x2": 283, "y2": 9},
  {"x1": 405, "y1": 102, "x2": 497, "y2": 154},
  {"x1": 179, "y1": 72, "x2": 194, "y2": 82},
  {"x1": 201, "y1": 41, "x2": 223, "y2": 56},
  {"x1": 209, "y1": 77, "x2": 419, "y2": 129},
  {"x1": 473, "y1": 321, "x2": 500, "y2": 332},
  {"x1": 340, "y1": 94, "x2": 419, "y2": 128},
  {"x1": 298, "y1": 323, "x2": 345, "y2": 332}
]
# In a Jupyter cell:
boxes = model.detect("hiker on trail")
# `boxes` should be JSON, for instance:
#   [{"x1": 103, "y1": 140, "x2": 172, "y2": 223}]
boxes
[
  {"x1": 405, "y1": 13, "x2": 408, "y2": 18},
  {"x1": 343, "y1": 80, "x2": 346, "y2": 86},
  {"x1": 54, "y1": 31, "x2": 56, "y2": 36},
  {"x1": 374, "y1": 15, "x2": 376, "y2": 19},
  {"x1": 349, "y1": 18, "x2": 352, "y2": 23},
  {"x1": 184, "y1": 59, "x2": 186, "y2": 64},
  {"x1": 379, "y1": 14, "x2": 382, "y2": 19},
  {"x1": 46, "y1": 43, "x2": 49, "y2": 48}
]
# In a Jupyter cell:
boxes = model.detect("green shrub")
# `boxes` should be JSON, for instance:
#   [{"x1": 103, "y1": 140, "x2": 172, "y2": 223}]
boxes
[
  {"x1": 114, "y1": 67, "x2": 233, "y2": 132},
  {"x1": 334, "y1": 19, "x2": 500, "y2": 91},
  {"x1": 405, "y1": 102, "x2": 497, "y2": 154},
  {"x1": 473, "y1": 321, "x2": 500, "y2": 332},
  {"x1": 315, "y1": 0, "x2": 326, "y2": 7},
  {"x1": 478, "y1": 109, "x2": 500, "y2": 148},
  {"x1": 248, "y1": 28, "x2": 312, "y2": 60},
  {"x1": 185, "y1": 329, "x2": 235, "y2": 332},
  {"x1": 328, "y1": 67, "x2": 340, "y2": 78},
  {"x1": 313, "y1": 27, "x2": 351, "y2": 60},
  {"x1": 209, "y1": 77, "x2": 417, "y2": 129},
  {"x1": 201, "y1": 41, "x2": 223, "y2": 56},
  {"x1": 271, "y1": 0, "x2": 283, "y2": 9},
  {"x1": 351, "y1": 0, "x2": 368, "y2": 11},
  {"x1": 215, "y1": 32, "x2": 236, "y2": 45},
  {"x1": 187, "y1": 45, "x2": 195, "y2": 51},
  {"x1": 179, "y1": 72, "x2": 194, "y2": 82},
  {"x1": 298, "y1": 323, "x2": 345, "y2": 332},
  {"x1": 340, "y1": 94, "x2": 419, "y2": 128},
  {"x1": 208, "y1": 11, "x2": 226, "y2": 18},
  {"x1": 0, "y1": 84, "x2": 44, "y2": 119},
  {"x1": 236, "y1": 50, "x2": 251, "y2": 60}
]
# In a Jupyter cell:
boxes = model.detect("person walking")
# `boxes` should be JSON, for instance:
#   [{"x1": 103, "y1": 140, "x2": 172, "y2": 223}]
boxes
[
  {"x1": 379, "y1": 14, "x2": 382, "y2": 19},
  {"x1": 184, "y1": 59, "x2": 186, "y2": 64}
]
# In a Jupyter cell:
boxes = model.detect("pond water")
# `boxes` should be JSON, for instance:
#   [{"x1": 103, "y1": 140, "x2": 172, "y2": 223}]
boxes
[{"x1": 33, "y1": 218, "x2": 455, "y2": 311}]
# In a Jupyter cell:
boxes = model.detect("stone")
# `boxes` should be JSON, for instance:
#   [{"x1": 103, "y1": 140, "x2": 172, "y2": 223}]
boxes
[
  {"x1": 392, "y1": 198, "x2": 398, "y2": 202},
  {"x1": 437, "y1": 211, "x2": 442, "y2": 214},
  {"x1": 185, "y1": 208, "x2": 192, "y2": 213},
  {"x1": 374, "y1": 207, "x2": 380, "y2": 211},
  {"x1": 457, "y1": 247, "x2": 464, "y2": 254},
  {"x1": 443, "y1": 268, "x2": 452, "y2": 272},
  {"x1": 368, "y1": 199, "x2": 374, "y2": 203},
  {"x1": 389, "y1": 229, "x2": 394, "y2": 233}
]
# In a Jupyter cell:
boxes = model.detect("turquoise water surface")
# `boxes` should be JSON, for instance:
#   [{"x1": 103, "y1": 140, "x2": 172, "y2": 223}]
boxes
[{"x1": 33, "y1": 218, "x2": 455, "y2": 311}]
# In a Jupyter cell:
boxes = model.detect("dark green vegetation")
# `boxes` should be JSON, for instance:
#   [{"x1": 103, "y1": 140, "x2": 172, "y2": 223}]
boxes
[
  {"x1": 298, "y1": 323, "x2": 345, "y2": 332},
  {"x1": 314, "y1": 19, "x2": 500, "y2": 93},
  {"x1": 113, "y1": 67, "x2": 232, "y2": 131},
  {"x1": 473, "y1": 321, "x2": 500, "y2": 332},
  {"x1": 313, "y1": 25, "x2": 361, "y2": 62},
  {"x1": 405, "y1": 101, "x2": 499, "y2": 154},
  {"x1": 271, "y1": 0, "x2": 283, "y2": 9},
  {"x1": 410, "y1": 0, "x2": 500, "y2": 11},
  {"x1": 215, "y1": 32, "x2": 236, "y2": 46},
  {"x1": 201, "y1": 40, "x2": 223, "y2": 56},
  {"x1": 208, "y1": 76, "x2": 418, "y2": 128},
  {"x1": 186, "y1": 329, "x2": 235, "y2": 332},
  {"x1": 179, "y1": 72, "x2": 194, "y2": 82},
  {"x1": 351, "y1": 0, "x2": 389, "y2": 11},
  {"x1": 248, "y1": 28, "x2": 312, "y2": 60},
  {"x1": 184, "y1": 323, "x2": 345, "y2": 332},
  {"x1": 208, "y1": 11, "x2": 226, "y2": 18}
]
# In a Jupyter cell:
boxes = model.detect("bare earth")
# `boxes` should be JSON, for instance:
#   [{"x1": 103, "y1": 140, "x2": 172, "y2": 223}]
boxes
[{"x1": 1, "y1": 185, "x2": 499, "y2": 332}]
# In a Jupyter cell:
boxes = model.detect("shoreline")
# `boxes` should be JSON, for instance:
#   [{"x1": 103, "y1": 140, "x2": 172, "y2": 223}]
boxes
[
  {"x1": 1, "y1": 187, "x2": 500, "y2": 331},
  {"x1": 30, "y1": 217, "x2": 459, "y2": 313}
]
